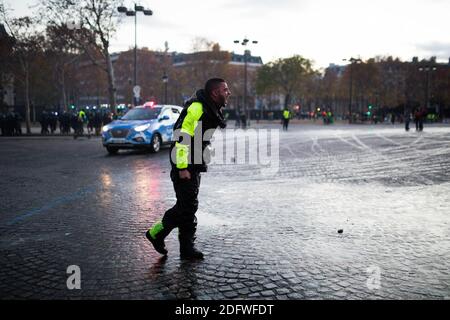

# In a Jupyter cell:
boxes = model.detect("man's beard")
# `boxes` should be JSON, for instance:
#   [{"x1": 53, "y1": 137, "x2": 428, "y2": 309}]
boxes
[{"x1": 219, "y1": 95, "x2": 228, "y2": 107}]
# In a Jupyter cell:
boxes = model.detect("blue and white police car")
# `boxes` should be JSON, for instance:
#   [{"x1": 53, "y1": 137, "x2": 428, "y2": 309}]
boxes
[{"x1": 101, "y1": 102, "x2": 183, "y2": 154}]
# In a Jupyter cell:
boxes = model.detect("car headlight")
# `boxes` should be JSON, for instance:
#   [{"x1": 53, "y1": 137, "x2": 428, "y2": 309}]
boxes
[
  {"x1": 134, "y1": 123, "x2": 151, "y2": 132},
  {"x1": 102, "y1": 125, "x2": 110, "y2": 133}
]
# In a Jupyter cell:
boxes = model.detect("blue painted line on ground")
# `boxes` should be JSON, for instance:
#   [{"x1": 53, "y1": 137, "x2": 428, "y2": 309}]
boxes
[{"x1": 6, "y1": 186, "x2": 97, "y2": 226}]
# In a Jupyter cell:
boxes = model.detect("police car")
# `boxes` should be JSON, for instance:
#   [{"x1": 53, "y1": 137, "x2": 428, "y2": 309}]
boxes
[{"x1": 101, "y1": 102, "x2": 183, "y2": 154}]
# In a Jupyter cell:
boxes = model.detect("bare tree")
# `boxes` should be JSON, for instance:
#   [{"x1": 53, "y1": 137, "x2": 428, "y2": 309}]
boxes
[
  {"x1": 1, "y1": 5, "x2": 45, "y2": 133},
  {"x1": 45, "y1": 24, "x2": 82, "y2": 111},
  {"x1": 37, "y1": 0, "x2": 123, "y2": 113}
]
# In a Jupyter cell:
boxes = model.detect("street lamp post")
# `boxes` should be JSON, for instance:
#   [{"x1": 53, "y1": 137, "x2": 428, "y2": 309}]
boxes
[
  {"x1": 234, "y1": 38, "x2": 258, "y2": 126},
  {"x1": 419, "y1": 66, "x2": 437, "y2": 111},
  {"x1": 117, "y1": 4, "x2": 153, "y2": 107},
  {"x1": 343, "y1": 57, "x2": 362, "y2": 124},
  {"x1": 162, "y1": 73, "x2": 168, "y2": 104}
]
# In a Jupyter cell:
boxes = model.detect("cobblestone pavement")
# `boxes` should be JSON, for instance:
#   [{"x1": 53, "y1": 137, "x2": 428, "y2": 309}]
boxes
[{"x1": 1, "y1": 124, "x2": 449, "y2": 299}]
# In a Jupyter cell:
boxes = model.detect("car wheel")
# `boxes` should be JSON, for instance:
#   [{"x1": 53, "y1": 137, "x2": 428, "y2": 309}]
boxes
[
  {"x1": 106, "y1": 146, "x2": 119, "y2": 155},
  {"x1": 149, "y1": 133, "x2": 161, "y2": 153}
]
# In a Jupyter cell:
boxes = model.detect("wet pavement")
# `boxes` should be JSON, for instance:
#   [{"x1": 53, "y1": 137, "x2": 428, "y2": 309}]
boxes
[{"x1": 1, "y1": 123, "x2": 449, "y2": 299}]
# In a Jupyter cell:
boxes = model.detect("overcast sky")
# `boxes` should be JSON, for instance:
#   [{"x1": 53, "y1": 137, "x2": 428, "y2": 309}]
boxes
[{"x1": 8, "y1": 0, "x2": 450, "y2": 69}]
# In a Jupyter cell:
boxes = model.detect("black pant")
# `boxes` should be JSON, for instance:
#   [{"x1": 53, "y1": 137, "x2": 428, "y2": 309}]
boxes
[
  {"x1": 162, "y1": 169, "x2": 201, "y2": 245},
  {"x1": 283, "y1": 119, "x2": 289, "y2": 131},
  {"x1": 415, "y1": 119, "x2": 423, "y2": 131}
]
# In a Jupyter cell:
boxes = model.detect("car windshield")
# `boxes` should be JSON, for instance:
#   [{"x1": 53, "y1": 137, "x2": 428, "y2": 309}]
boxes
[{"x1": 121, "y1": 107, "x2": 161, "y2": 120}]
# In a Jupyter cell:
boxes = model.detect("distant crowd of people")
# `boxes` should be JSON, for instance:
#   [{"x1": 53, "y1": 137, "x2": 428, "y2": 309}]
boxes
[
  {"x1": 39, "y1": 109, "x2": 113, "y2": 136},
  {"x1": 0, "y1": 110, "x2": 22, "y2": 136},
  {"x1": 0, "y1": 108, "x2": 116, "y2": 137}
]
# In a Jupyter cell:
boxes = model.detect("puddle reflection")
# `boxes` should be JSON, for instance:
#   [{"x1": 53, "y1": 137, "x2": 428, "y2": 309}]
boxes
[
  {"x1": 132, "y1": 167, "x2": 162, "y2": 203},
  {"x1": 99, "y1": 171, "x2": 114, "y2": 206},
  {"x1": 101, "y1": 171, "x2": 113, "y2": 188}
]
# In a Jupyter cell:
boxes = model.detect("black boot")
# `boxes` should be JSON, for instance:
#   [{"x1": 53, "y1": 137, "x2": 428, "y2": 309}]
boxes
[
  {"x1": 180, "y1": 245, "x2": 204, "y2": 260},
  {"x1": 146, "y1": 221, "x2": 171, "y2": 255},
  {"x1": 179, "y1": 228, "x2": 204, "y2": 260}
]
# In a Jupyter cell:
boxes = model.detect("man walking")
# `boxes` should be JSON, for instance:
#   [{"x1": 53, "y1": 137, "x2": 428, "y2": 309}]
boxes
[{"x1": 146, "y1": 78, "x2": 230, "y2": 260}]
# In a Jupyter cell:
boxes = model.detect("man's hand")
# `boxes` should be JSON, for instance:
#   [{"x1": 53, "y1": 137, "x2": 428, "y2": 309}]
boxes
[{"x1": 179, "y1": 169, "x2": 191, "y2": 180}]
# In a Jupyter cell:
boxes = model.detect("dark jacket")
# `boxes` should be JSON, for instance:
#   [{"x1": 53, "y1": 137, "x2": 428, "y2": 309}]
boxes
[{"x1": 170, "y1": 89, "x2": 226, "y2": 172}]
